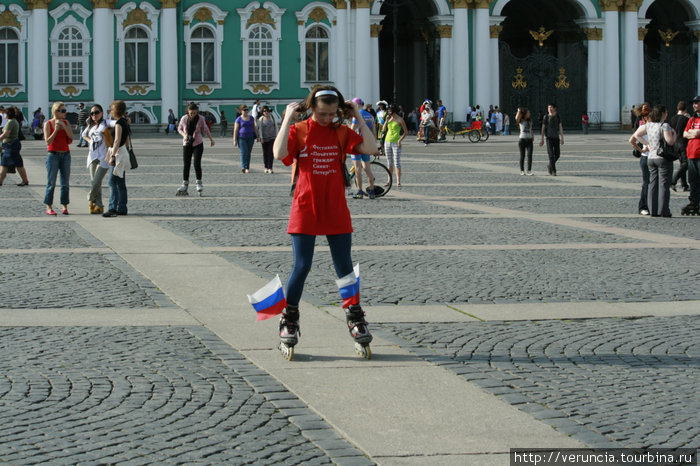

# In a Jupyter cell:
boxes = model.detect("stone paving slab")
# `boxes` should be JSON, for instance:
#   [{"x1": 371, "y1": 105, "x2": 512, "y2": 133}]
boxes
[
  {"x1": 0, "y1": 221, "x2": 103, "y2": 250},
  {"x1": 584, "y1": 216, "x2": 700, "y2": 241},
  {"x1": 218, "y1": 247, "x2": 700, "y2": 306},
  {"x1": 458, "y1": 196, "x2": 688, "y2": 215},
  {"x1": 376, "y1": 315, "x2": 700, "y2": 449},
  {"x1": 0, "y1": 326, "x2": 371, "y2": 465},
  {"x1": 0, "y1": 253, "x2": 173, "y2": 309},
  {"x1": 157, "y1": 216, "x2": 639, "y2": 249}
]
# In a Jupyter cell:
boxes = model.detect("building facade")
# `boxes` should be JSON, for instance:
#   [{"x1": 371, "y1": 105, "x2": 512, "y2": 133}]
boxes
[{"x1": 0, "y1": 0, "x2": 698, "y2": 129}]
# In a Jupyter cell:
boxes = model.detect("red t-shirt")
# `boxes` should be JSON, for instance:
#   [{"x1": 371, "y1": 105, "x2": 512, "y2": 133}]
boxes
[
  {"x1": 685, "y1": 116, "x2": 700, "y2": 159},
  {"x1": 283, "y1": 119, "x2": 363, "y2": 235},
  {"x1": 46, "y1": 120, "x2": 72, "y2": 152}
]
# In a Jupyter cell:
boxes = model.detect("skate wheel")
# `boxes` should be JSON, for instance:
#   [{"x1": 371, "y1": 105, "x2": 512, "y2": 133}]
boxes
[
  {"x1": 354, "y1": 342, "x2": 372, "y2": 360},
  {"x1": 279, "y1": 342, "x2": 294, "y2": 361}
]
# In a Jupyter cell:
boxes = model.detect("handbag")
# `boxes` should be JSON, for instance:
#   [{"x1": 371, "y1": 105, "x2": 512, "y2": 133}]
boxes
[
  {"x1": 127, "y1": 126, "x2": 138, "y2": 169},
  {"x1": 657, "y1": 127, "x2": 678, "y2": 161}
]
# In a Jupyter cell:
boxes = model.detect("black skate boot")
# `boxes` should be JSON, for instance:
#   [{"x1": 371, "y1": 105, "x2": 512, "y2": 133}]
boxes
[
  {"x1": 346, "y1": 305, "x2": 373, "y2": 359},
  {"x1": 680, "y1": 199, "x2": 699, "y2": 216},
  {"x1": 278, "y1": 306, "x2": 300, "y2": 360}
]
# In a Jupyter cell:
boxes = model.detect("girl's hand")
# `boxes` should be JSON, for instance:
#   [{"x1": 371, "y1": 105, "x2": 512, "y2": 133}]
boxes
[{"x1": 284, "y1": 102, "x2": 301, "y2": 123}]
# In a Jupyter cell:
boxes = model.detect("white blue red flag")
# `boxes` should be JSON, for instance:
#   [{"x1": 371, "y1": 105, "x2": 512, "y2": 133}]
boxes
[
  {"x1": 335, "y1": 263, "x2": 360, "y2": 308},
  {"x1": 247, "y1": 275, "x2": 286, "y2": 321}
]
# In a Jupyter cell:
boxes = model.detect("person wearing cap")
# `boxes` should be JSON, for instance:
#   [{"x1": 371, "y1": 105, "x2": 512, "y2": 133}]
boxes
[
  {"x1": 350, "y1": 97, "x2": 377, "y2": 199},
  {"x1": 682, "y1": 95, "x2": 700, "y2": 214}
]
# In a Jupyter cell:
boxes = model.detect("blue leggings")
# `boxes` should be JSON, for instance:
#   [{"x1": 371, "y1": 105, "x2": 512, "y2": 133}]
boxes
[{"x1": 286, "y1": 233, "x2": 353, "y2": 307}]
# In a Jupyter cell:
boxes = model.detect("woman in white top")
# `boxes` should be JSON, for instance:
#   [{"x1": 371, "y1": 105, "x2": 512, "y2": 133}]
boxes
[
  {"x1": 82, "y1": 104, "x2": 111, "y2": 214},
  {"x1": 515, "y1": 107, "x2": 534, "y2": 175},
  {"x1": 420, "y1": 103, "x2": 435, "y2": 147},
  {"x1": 630, "y1": 105, "x2": 677, "y2": 217}
]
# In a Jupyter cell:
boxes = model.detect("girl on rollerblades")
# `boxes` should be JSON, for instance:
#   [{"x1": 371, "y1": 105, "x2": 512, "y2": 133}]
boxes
[{"x1": 272, "y1": 85, "x2": 378, "y2": 359}]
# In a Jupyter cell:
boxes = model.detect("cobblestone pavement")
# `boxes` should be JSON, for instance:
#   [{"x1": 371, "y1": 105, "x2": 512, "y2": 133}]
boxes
[
  {"x1": 0, "y1": 326, "x2": 366, "y2": 464},
  {"x1": 376, "y1": 315, "x2": 700, "y2": 449},
  {"x1": 1, "y1": 134, "x2": 698, "y2": 463}
]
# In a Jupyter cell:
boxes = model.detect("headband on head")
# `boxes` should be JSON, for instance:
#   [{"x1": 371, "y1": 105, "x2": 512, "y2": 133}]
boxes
[{"x1": 315, "y1": 90, "x2": 338, "y2": 98}]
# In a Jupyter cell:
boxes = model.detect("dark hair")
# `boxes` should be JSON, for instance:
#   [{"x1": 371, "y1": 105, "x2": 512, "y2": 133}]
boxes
[
  {"x1": 548, "y1": 103, "x2": 557, "y2": 109},
  {"x1": 649, "y1": 105, "x2": 667, "y2": 123},
  {"x1": 388, "y1": 104, "x2": 399, "y2": 114},
  {"x1": 300, "y1": 84, "x2": 351, "y2": 126},
  {"x1": 88, "y1": 104, "x2": 104, "y2": 128},
  {"x1": 677, "y1": 101, "x2": 687, "y2": 112},
  {"x1": 187, "y1": 102, "x2": 199, "y2": 111},
  {"x1": 4, "y1": 107, "x2": 16, "y2": 119},
  {"x1": 516, "y1": 107, "x2": 530, "y2": 123}
]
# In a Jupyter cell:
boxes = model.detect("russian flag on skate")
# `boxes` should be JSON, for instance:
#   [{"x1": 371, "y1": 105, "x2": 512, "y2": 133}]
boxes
[
  {"x1": 247, "y1": 275, "x2": 286, "y2": 321},
  {"x1": 335, "y1": 264, "x2": 360, "y2": 308}
]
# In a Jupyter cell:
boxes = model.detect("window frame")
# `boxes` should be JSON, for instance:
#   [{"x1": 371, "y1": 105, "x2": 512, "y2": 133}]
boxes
[
  {"x1": 303, "y1": 24, "x2": 331, "y2": 84},
  {"x1": 295, "y1": 3, "x2": 336, "y2": 89},
  {"x1": 183, "y1": 3, "x2": 228, "y2": 95},
  {"x1": 0, "y1": 28, "x2": 20, "y2": 85},
  {"x1": 114, "y1": 3, "x2": 160, "y2": 96},
  {"x1": 49, "y1": 8, "x2": 91, "y2": 97},
  {"x1": 237, "y1": 2, "x2": 285, "y2": 94}
]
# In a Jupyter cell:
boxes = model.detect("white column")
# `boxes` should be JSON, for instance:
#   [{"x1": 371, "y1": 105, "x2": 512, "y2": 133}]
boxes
[
  {"x1": 354, "y1": 5, "x2": 371, "y2": 102},
  {"x1": 452, "y1": 8, "x2": 469, "y2": 120},
  {"x1": 160, "y1": 6, "x2": 178, "y2": 123},
  {"x1": 472, "y1": 6, "x2": 490, "y2": 108},
  {"x1": 489, "y1": 17, "x2": 504, "y2": 109},
  {"x1": 621, "y1": 8, "x2": 640, "y2": 110},
  {"x1": 576, "y1": 20, "x2": 605, "y2": 128},
  {"x1": 29, "y1": 6, "x2": 49, "y2": 116},
  {"x1": 93, "y1": 7, "x2": 114, "y2": 109},
  {"x1": 601, "y1": 7, "x2": 620, "y2": 128},
  {"x1": 689, "y1": 22, "x2": 700, "y2": 94},
  {"x1": 369, "y1": 19, "x2": 383, "y2": 104},
  {"x1": 334, "y1": 6, "x2": 348, "y2": 94},
  {"x1": 439, "y1": 30, "x2": 452, "y2": 111}
]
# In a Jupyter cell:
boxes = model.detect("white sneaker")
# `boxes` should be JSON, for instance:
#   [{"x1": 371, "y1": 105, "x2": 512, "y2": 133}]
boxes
[
  {"x1": 640, "y1": 209, "x2": 650, "y2": 216},
  {"x1": 520, "y1": 171, "x2": 525, "y2": 176},
  {"x1": 526, "y1": 171, "x2": 534, "y2": 176}
]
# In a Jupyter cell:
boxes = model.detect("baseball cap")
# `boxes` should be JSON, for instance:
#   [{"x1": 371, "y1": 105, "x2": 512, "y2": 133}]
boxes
[
  {"x1": 352, "y1": 97, "x2": 364, "y2": 106},
  {"x1": 692, "y1": 95, "x2": 700, "y2": 103}
]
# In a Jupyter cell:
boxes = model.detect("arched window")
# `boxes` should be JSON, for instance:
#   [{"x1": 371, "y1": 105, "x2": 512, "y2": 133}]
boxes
[
  {"x1": 191, "y1": 26, "x2": 215, "y2": 83},
  {"x1": 57, "y1": 27, "x2": 83, "y2": 84},
  {"x1": 305, "y1": 26, "x2": 329, "y2": 82},
  {"x1": 125, "y1": 27, "x2": 149, "y2": 83},
  {"x1": 248, "y1": 26, "x2": 272, "y2": 83},
  {"x1": 0, "y1": 28, "x2": 19, "y2": 84},
  {"x1": 129, "y1": 111, "x2": 150, "y2": 124}
]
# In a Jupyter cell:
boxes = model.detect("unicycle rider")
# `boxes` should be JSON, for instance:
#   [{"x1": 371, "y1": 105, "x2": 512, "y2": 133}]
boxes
[{"x1": 272, "y1": 85, "x2": 378, "y2": 358}]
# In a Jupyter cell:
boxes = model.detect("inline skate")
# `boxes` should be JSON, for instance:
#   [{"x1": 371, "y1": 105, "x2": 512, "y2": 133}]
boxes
[
  {"x1": 346, "y1": 305, "x2": 372, "y2": 359},
  {"x1": 680, "y1": 199, "x2": 699, "y2": 216},
  {"x1": 195, "y1": 180, "x2": 203, "y2": 196},
  {"x1": 279, "y1": 306, "x2": 300, "y2": 361},
  {"x1": 176, "y1": 180, "x2": 189, "y2": 196}
]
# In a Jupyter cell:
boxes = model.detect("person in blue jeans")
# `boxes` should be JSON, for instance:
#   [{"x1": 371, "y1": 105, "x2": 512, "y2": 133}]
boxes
[
  {"x1": 233, "y1": 104, "x2": 259, "y2": 173},
  {"x1": 103, "y1": 100, "x2": 130, "y2": 217},
  {"x1": 43, "y1": 102, "x2": 73, "y2": 215}
]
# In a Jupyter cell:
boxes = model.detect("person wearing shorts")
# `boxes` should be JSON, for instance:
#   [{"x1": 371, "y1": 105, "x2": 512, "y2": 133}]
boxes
[
  {"x1": 382, "y1": 104, "x2": 408, "y2": 187},
  {"x1": 350, "y1": 98, "x2": 377, "y2": 199}
]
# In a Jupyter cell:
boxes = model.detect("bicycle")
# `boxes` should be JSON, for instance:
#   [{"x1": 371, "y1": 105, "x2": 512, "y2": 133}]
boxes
[
  {"x1": 443, "y1": 121, "x2": 489, "y2": 143},
  {"x1": 346, "y1": 154, "x2": 392, "y2": 198}
]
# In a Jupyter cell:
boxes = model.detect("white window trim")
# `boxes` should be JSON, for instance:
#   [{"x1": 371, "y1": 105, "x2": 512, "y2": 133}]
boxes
[
  {"x1": 237, "y1": 2, "x2": 285, "y2": 94},
  {"x1": 184, "y1": 3, "x2": 227, "y2": 95},
  {"x1": 114, "y1": 2, "x2": 160, "y2": 96},
  {"x1": 49, "y1": 4, "x2": 91, "y2": 97},
  {"x1": 125, "y1": 101, "x2": 157, "y2": 124},
  {"x1": 295, "y1": 2, "x2": 335, "y2": 88},
  {"x1": 0, "y1": 5, "x2": 29, "y2": 94}
]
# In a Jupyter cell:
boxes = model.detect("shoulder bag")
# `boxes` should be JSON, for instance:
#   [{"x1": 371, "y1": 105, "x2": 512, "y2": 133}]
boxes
[{"x1": 657, "y1": 126, "x2": 678, "y2": 162}]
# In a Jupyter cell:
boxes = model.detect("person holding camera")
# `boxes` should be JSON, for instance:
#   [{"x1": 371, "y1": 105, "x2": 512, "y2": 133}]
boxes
[{"x1": 177, "y1": 102, "x2": 214, "y2": 196}]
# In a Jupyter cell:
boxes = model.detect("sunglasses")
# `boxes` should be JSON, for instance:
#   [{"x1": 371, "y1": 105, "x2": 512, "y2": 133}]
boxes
[
  {"x1": 90, "y1": 111, "x2": 102, "y2": 115},
  {"x1": 58, "y1": 109, "x2": 67, "y2": 113}
]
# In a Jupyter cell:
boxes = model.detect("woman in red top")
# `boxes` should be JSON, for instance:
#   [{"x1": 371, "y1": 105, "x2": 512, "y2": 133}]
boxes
[
  {"x1": 43, "y1": 101, "x2": 74, "y2": 215},
  {"x1": 272, "y1": 85, "x2": 378, "y2": 355}
]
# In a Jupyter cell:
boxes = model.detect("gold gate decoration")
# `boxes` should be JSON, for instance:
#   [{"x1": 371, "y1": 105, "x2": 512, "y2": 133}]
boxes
[
  {"x1": 512, "y1": 67, "x2": 527, "y2": 89},
  {"x1": 554, "y1": 68, "x2": 570, "y2": 90}
]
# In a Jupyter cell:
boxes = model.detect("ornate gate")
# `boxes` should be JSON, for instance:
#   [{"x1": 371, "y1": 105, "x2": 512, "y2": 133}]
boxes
[
  {"x1": 644, "y1": 44, "x2": 697, "y2": 109},
  {"x1": 499, "y1": 42, "x2": 587, "y2": 130}
]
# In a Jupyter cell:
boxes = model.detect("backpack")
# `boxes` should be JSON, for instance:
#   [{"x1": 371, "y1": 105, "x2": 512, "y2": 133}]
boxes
[{"x1": 290, "y1": 119, "x2": 349, "y2": 195}]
